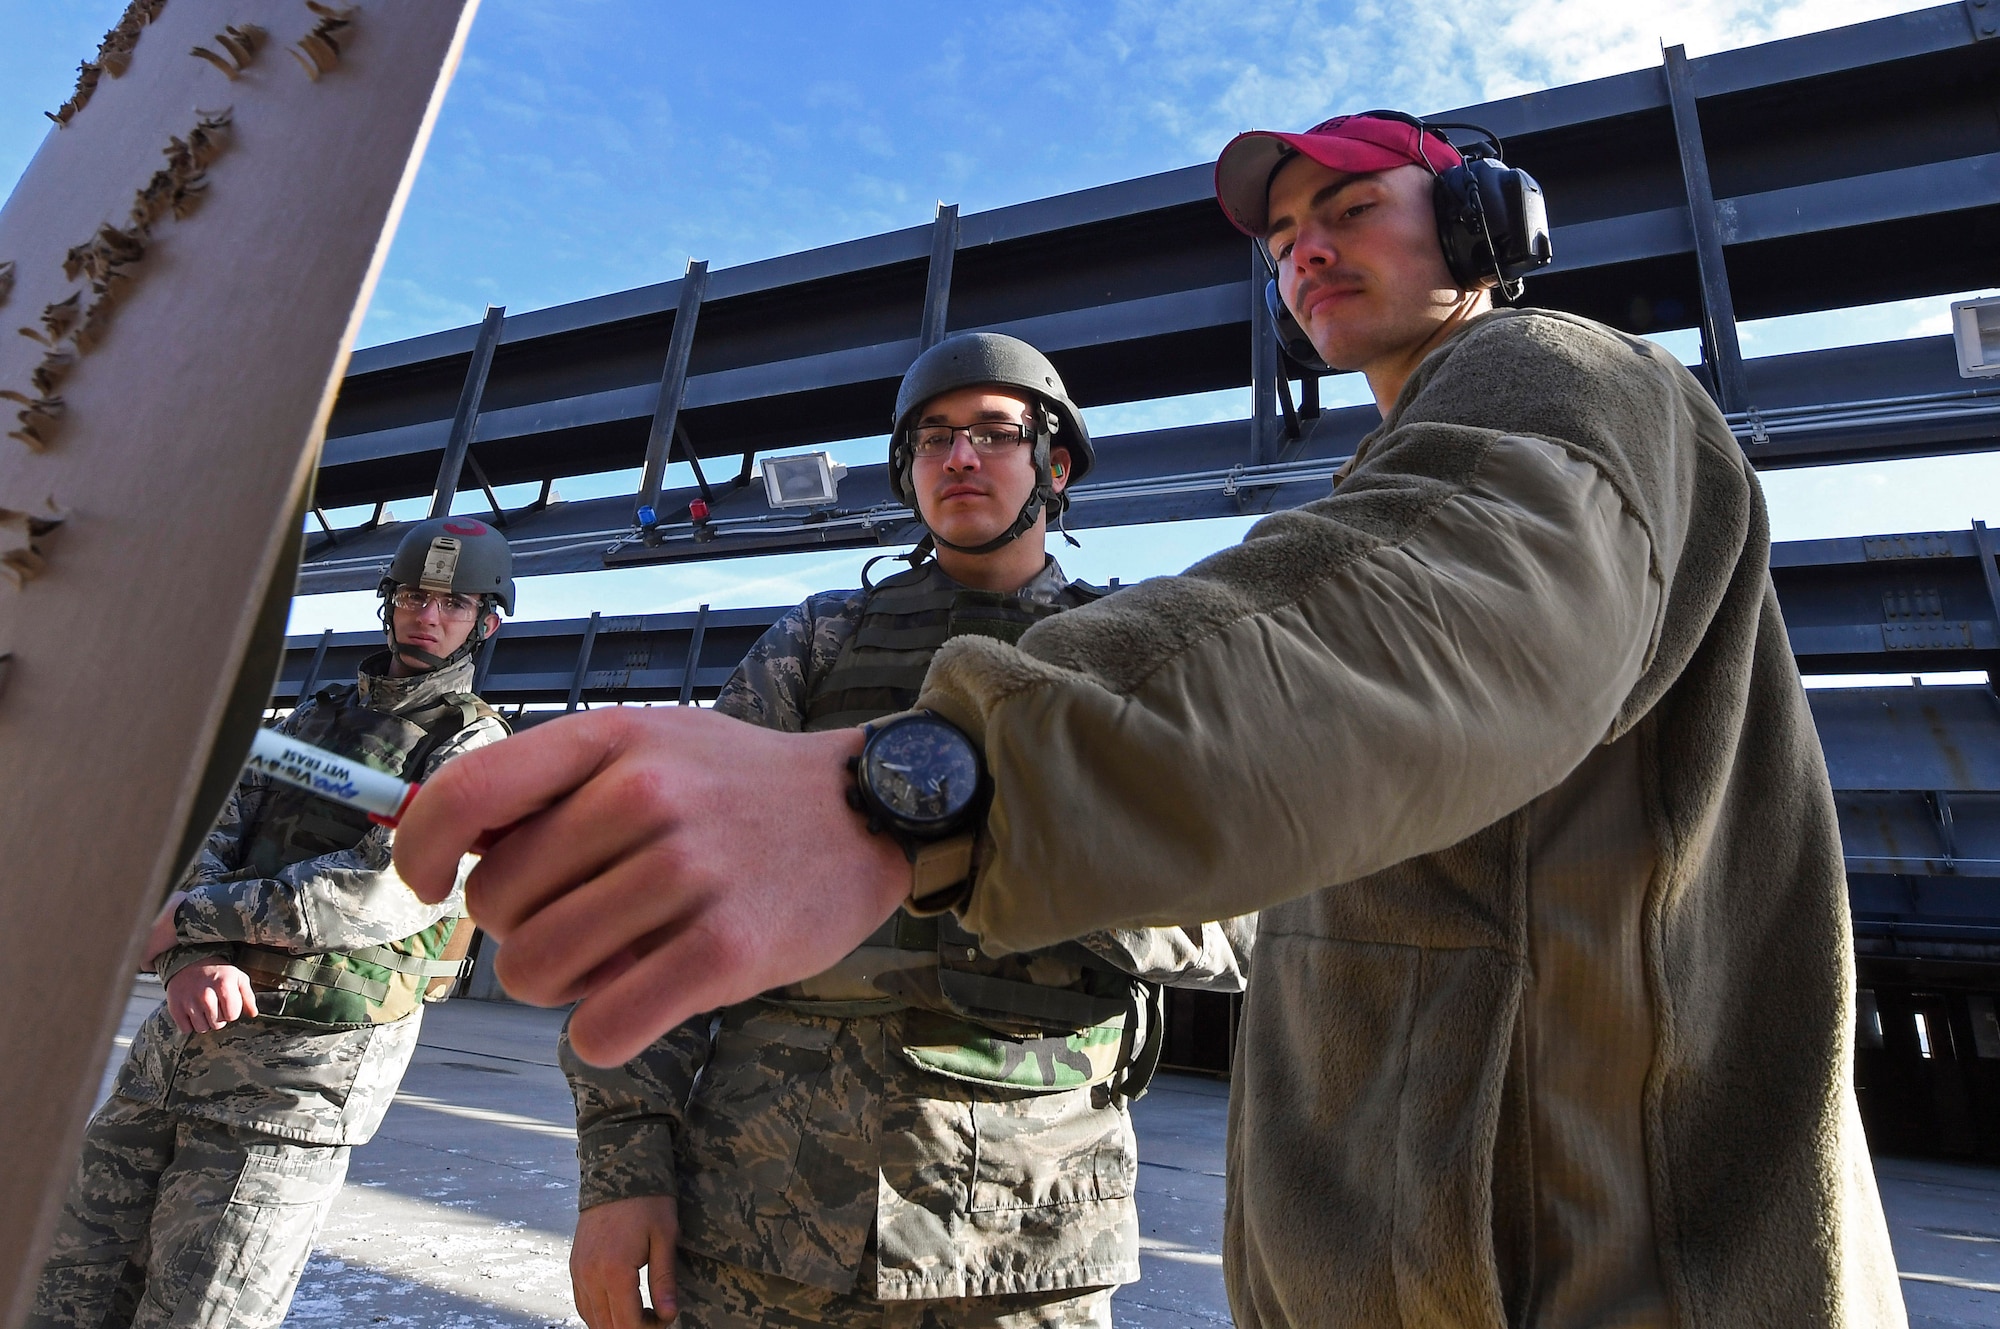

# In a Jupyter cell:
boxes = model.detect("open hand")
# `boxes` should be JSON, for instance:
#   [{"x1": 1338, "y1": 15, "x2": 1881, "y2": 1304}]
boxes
[
  {"x1": 392, "y1": 707, "x2": 910, "y2": 1067},
  {"x1": 571, "y1": 1194, "x2": 680, "y2": 1329},
  {"x1": 166, "y1": 962, "x2": 259, "y2": 1034}
]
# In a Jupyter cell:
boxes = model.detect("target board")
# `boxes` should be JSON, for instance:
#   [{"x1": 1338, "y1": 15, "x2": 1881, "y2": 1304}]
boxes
[{"x1": 0, "y1": 2, "x2": 479, "y2": 1316}]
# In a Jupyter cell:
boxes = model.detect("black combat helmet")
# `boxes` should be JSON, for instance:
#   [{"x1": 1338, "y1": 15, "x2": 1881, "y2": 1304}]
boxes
[
  {"x1": 377, "y1": 516, "x2": 514, "y2": 670},
  {"x1": 888, "y1": 332, "x2": 1094, "y2": 554}
]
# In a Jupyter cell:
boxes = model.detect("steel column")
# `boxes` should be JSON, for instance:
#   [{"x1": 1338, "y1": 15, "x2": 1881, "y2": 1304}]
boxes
[
  {"x1": 1249, "y1": 242, "x2": 1280, "y2": 468},
  {"x1": 1662, "y1": 45, "x2": 1749, "y2": 413},
  {"x1": 919, "y1": 202, "x2": 959, "y2": 351},
  {"x1": 678, "y1": 603, "x2": 710, "y2": 706},
  {"x1": 1975, "y1": 519, "x2": 2000, "y2": 677},
  {"x1": 295, "y1": 628, "x2": 333, "y2": 701},
  {"x1": 427, "y1": 304, "x2": 507, "y2": 519},
  {"x1": 471, "y1": 630, "x2": 499, "y2": 694},
  {"x1": 1975, "y1": 520, "x2": 2000, "y2": 629},
  {"x1": 272, "y1": 533, "x2": 2000, "y2": 709},
  {"x1": 635, "y1": 259, "x2": 710, "y2": 527},
  {"x1": 565, "y1": 611, "x2": 601, "y2": 713},
  {"x1": 304, "y1": 10, "x2": 2000, "y2": 529},
  {"x1": 462, "y1": 452, "x2": 509, "y2": 528}
]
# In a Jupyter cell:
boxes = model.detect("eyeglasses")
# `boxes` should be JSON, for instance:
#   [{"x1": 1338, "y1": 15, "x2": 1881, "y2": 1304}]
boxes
[
  {"x1": 908, "y1": 422, "x2": 1032, "y2": 458},
  {"x1": 390, "y1": 587, "x2": 481, "y2": 619}
]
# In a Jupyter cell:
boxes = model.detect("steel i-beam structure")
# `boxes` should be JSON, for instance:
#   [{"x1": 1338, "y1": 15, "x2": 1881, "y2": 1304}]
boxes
[
  {"x1": 274, "y1": 7, "x2": 2000, "y2": 1100},
  {"x1": 293, "y1": 3, "x2": 1999, "y2": 589}
]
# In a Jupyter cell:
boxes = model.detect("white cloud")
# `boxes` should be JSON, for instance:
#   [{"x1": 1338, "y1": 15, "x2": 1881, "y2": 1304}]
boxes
[{"x1": 1095, "y1": 0, "x2": 1941, "y2": 157}]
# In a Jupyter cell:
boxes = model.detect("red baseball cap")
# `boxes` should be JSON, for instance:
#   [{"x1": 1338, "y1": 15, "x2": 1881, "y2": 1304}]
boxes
[{"x1": 1214, "y1": 113, "x2": 1463, "y2": 237}]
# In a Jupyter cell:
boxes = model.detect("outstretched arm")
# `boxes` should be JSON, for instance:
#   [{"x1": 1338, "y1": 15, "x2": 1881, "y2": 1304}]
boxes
[
  {"x1": 177, "y1": 721, "x2": 504, "y2": 953},
  {"x1": 396, "y1": 318, "x2": 1708, "y2": 1069},
  {"x1": 396, "y1": 709, "x2": 908, "y2": 1067}
]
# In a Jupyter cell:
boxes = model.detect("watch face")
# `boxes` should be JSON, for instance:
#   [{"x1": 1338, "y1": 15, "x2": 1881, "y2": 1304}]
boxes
[{"x1": 863, "y1": 716, "x2": 981, "y2": 831}]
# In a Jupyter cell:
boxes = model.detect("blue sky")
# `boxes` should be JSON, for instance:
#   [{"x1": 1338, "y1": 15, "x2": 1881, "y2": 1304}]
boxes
[{"x1": 5, "y1": 0, "x2": 1996, "y2": 646}]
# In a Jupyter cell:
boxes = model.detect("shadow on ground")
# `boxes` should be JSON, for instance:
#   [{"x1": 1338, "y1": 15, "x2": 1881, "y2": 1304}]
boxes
[{"x1": 91, "y1": 980, "x2": 2000, "y2": 1328}]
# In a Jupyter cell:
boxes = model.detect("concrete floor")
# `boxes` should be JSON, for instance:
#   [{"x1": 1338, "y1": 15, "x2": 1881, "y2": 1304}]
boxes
[{"x1": 86, "y1": 980, "x2": 2000, "y2": 1327}]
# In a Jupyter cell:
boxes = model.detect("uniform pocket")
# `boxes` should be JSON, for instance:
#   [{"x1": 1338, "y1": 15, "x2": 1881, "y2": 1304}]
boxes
[
  {"x1": 967, "y1": 1087, "x2": 1135, "y2": 1212},
  {"x1": 145, "y1": 1137, "x2": 349, "y2": 1329},
  {"x1": 682, "y1": 1010, "x2": 834, "y2": 1196}
]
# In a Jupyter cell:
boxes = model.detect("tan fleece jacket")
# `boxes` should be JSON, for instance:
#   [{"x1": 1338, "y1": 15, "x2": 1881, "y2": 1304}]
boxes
[{"x1": 917, "y1": 309, "x2": 1903, "y2": 1327}]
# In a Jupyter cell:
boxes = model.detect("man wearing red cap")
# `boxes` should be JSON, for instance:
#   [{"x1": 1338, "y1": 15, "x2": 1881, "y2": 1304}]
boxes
[{"x1": 392, "y1": 113, "x2": 1905, "y2": 1326}]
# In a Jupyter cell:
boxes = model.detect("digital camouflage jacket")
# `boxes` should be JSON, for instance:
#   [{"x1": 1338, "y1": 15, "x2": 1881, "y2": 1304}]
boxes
[
  {"x1": 118, "y1": 653, "x2": 507, "y2": 1147},
  {"x1": 564, "y1": 558, "x2": 1255, "y2": 1299}
]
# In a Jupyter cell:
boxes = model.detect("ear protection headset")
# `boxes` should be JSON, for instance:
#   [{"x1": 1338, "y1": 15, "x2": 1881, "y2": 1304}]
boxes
[{"x1": 1263, "y1": 110, "x2": 1553, "y2": 373}]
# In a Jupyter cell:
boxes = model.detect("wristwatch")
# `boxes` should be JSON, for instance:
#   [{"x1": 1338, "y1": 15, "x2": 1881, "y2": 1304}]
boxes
[{"x1": 846, "y1": 711, "x2": 988, "y2": 910}]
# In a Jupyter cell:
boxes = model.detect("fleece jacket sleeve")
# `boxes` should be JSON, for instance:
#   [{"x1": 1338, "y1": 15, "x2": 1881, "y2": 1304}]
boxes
[{"x1": 919, "y1": 312, "x2": 1696, "y2": 954}]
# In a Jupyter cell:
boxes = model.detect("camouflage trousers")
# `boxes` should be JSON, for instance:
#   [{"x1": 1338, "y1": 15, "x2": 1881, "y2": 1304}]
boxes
[
  {"x1": 27, "y1": 1094, "x2": 350, "y2": 1329},
  {"x1": 673, "y1": 1248, "x2": 1112, "y2": 1327}
]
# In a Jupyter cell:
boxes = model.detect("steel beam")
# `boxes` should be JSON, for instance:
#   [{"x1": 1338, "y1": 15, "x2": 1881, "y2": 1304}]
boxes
[
  {"x1": 270, "y1": 610, "x2": 775, "y2": 709},
  {"x1": 565, "y1": 611, "x2": 601, "y2": 713},
  {"x1": 635, "y1": 260, "x2": 710, "y2": 527},
  {"x1": 1975, "y1": 520, "x2": 2000, "y2": 631},
  {"x1": 266, "y1": 619, "x2": 2000, "y2": 903},
  {"x1": 1811, "y1": 685, "x2": 2000, "y2": 791},
  {"x1": 296, "y1": 345, "x2": 1996, "y2": 591},
  {"x1": 1662, "y1": 46, "x2": 1749, "y2": 412},
  {"x1": 1773, "y1": 527, "x2": 2000, "y2": 675},
  {"x1": 280, "y1": 529, "x2": 2000, "y2": 700},
  {"x1": 677, "y1": 604, "x2": 709, "y2": 707},
  {"x1": 296, "y1": 628, "x2": 333, "y2": 702},
  {"x1": 919, "y1": 203, "x2": 959, "y2": 351},
  {"x1": 1248, "y1": 243, "x2": 1280, "y2": 469},
  {"x1": 298, "y1": 8, "x2": 1998, "y2": 521},
  {"x1": 427, "y1": 304, "x2": 506, "y2": 519}
]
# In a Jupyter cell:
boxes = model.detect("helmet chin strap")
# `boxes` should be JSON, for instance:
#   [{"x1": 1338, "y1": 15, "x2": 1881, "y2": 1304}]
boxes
[
  {"x1": 904, "y1": 422, "x2": 1075, "y2": 563},
  {"x1": 929, "y1": 487, "x2": 1049, "y2": 556}
]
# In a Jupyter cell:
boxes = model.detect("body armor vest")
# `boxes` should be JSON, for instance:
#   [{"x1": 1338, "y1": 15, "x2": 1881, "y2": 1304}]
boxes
[
  {"x1": 803, "y1": 562, "x2": 1093, "y2": 731},
  {"x1": 230, "y1": 676, "x2": 501, "y2": 1028},
  {"x1": 786, "y1": 561, "x2": 1164, "y2": 1097}
]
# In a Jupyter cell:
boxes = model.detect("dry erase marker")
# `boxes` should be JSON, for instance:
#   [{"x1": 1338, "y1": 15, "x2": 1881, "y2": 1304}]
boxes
[{"x1": 246, "y1": 729, "x2": 420, "y2": 827}]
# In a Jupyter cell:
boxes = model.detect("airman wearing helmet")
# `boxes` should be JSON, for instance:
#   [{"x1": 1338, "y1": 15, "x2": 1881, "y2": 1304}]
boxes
[
  {"x1": 29, "y1": 520, "x2": 514, "y2": 1329},
  {"x1": 378, "y1": 514, "x2": 515, "y2": 674},
  {"x1": 560, "y1": 334, "x2": 1251, "y2": 1329}
]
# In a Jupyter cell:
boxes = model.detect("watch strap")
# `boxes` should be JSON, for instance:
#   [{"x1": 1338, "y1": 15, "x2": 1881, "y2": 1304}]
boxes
[{"x1": 904, "y1": 833, "x2": 976, "y2": 915}]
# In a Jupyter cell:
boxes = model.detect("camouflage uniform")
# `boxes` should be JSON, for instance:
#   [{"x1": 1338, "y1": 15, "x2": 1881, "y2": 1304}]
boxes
[
  {"x1": 30, "y1": 653, "x2": 507, "y2": 1329},
  {"x1": 564, "y1": 559, "x2": 1254, "y2": 1327}
]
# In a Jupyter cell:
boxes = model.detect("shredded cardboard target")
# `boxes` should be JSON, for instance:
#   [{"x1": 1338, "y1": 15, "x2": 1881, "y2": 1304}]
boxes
[
  {"x1": 17, "y1": 293, "x2": 81, "y2": 349},
  {"x1": 1, "y1": 393, "x2": 65, "y2": 453},
  {"x1": 28, "y1": 353, "x2": 74, "y2": 397},
  {"x1": 291, "y1": 2, "x2": 358, "y2": 81},
  {"x1": 0, "y1": 502, "x2": 67, "y2": 588},
  {"x1": 46, "y1": 0, "x2": 171, "y2": 127},
  {"x1": 190, "y1": 23, "x2": 264, "y2": 79}
]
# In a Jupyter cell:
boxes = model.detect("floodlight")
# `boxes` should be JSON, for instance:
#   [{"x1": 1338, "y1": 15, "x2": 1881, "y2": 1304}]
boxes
[
  {"x1": 1952, "y1": 295, "x2": 2000, "y2": 379},
  {"x1": 760, "y1": 452, "x2": 848, "y2": 508}
]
